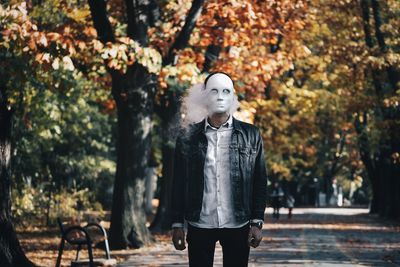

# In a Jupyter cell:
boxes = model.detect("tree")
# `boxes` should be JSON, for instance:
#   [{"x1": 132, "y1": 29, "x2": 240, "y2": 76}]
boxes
[
  {"x1": 0, "y1": 90, "x2": 35, "y2": 267},
  {"x1": 88, "y1": 0, "x2": 209, "y2": 247},
  {"x1": 295, "y1": 0, "x2": 400, "y2": 214},
  {"x1": 87, "y1": 0, "x2": 159, "y2": 249},
  {"x1": 151, "y1": 0, "x2": 311, "y2": 231},
  {"x1": 357, "y1": 0, "x2": 400, "y2": 218},
  {"x1": 1, "y1": 3, "x2": 39, "y2": 266},
  {"x1": 0, "y1": 1, "x2": 114, "y2": 262}
]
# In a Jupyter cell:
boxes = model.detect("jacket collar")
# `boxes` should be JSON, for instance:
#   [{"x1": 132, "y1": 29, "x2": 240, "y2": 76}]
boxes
[
  {"x1": 193, "y1": 115, "x2": 243, "y2": 135},
  {"x1": 204, "y1": 114, "x2": 233, "y2": 131}
]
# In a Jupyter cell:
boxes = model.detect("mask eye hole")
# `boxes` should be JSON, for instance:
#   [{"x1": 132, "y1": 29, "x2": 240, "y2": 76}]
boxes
[
  {"x1": 223, "y1": 89, "x2": 230, "y2": 94},
  {"x1": 209, "y1": 89, "x2": 218, "y2": 94}
]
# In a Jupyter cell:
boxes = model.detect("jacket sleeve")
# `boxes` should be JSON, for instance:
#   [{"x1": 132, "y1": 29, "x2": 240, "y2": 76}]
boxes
[
  {"x1": 170, "y1": 133, "x2": 187, "y2": 225},
  {"x1": 251, "y1": 128, "x2": 268, "y2": 221}
]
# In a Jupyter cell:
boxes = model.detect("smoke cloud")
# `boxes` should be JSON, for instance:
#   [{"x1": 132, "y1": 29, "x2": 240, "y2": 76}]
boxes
[{"x1": 179, "y1": 83, "x2": 240, "y2": 130}]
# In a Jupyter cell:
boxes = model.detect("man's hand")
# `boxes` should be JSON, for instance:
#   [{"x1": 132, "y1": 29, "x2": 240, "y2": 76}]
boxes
[
  {"x1": 247, "y1": 226, "x2": 263, "y2": 248},
  {"x1": 172, "y1": 228, "x2": 186, "y2": 250}
]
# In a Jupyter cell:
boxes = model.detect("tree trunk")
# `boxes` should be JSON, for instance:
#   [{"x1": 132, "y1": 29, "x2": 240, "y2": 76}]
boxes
[
  {"x1": 370, "y1": 0, "x2": 399, "y2": 219},
  {"x1": 88, "y1": 0, "x2": 158, "y2": 248},
  {"x1": 108, "y1": 64, "x2": 157, "y2": 248},
  {"x1": 0, "y1": 88, "x2": 35, "y2": 266},
  {"x1": 371, "y1": 0, "x2": 400, "y2": 220},
  {"x1": 359, "y1": 0, "x2": 384, "y2": 215},
  {"x1": 324, "y1": 130, "x2": 347, "y2": 206},
  {"x1": 389, "y1": 122, "x2": 400, "y2": 219},
  {"x1": 202, "y1": 44, "x2": 221, "y2": 73},
  {"x1": 149, "y1": 118, "x2": 177, "y2": 232}
]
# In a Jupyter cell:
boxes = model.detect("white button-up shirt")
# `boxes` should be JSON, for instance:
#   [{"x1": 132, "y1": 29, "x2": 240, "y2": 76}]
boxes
[
  {"x1": 171, "y1": 115, "x2": 263, "y2": 229},
  {"x1": 187, "y1": 115, "x2": 248, "y2": 228}
]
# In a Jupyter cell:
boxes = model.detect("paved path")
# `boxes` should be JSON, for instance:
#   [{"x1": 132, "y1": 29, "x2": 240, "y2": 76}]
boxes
[{"x1": 118, "y1": 208, "x2": 400, "y2": 266}]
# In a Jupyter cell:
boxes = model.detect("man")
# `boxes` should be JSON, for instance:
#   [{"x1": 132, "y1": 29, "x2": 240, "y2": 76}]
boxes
[
  {"x1": 171, "y1": 72, "x2": 268, "y2": 267},
  {"x1": 286, "y1": 193, "x2": 295, "y2": 219},
  {"x1": 271, "y1": 181, "x2": 284, "y2": 219}
]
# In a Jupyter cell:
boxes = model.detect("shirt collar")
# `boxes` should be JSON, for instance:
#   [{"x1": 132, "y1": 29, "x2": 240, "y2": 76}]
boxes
[{"x1": 204, "y1": 114, "x2": 233, "y2": 131}]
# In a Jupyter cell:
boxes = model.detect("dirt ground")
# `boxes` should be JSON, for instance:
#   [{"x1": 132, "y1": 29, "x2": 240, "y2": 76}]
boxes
[
  {"x1": 17, "y1": 220, "x2": 171, "y2": 267},
  {"x1": 18, "y1": 207, "x2": 400, "y2": 267}
]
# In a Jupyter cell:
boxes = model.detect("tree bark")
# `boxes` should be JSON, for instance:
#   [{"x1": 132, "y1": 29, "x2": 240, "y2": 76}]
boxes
[
  {"x1": 108, "y1": 64, "x2": 156, "y2": 248},
  {"x1": 0, "y1": 87, "x2": 35, "y2": 266}
]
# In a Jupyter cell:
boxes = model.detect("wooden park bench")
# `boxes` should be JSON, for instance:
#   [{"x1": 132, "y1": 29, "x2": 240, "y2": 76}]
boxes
[{"x1": 55, "y1": 217, "x2": 117, "y2": 267}]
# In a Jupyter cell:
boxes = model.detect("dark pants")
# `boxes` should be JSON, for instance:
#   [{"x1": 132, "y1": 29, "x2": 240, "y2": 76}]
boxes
[
  {"x1": 186, "y1": 223, "x2": 250, "y2": 267},
  {"x1": 288, "y1": 207, "x2": 293, "y2": 219},
  {"x1": 272, "y1": 197, "x2": 281, "y2": 219}
]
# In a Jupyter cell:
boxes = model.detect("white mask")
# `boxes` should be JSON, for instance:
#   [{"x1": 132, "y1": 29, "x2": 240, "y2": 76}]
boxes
[{"x1": 204, "y1": 73, "x2": 235, "y2": 115}]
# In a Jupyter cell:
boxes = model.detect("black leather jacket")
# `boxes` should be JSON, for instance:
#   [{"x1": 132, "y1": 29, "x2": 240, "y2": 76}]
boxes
[{"x1": 171, "y1": 116, "x2": 268, "y2": 225}]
